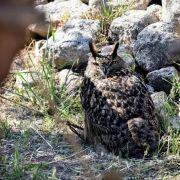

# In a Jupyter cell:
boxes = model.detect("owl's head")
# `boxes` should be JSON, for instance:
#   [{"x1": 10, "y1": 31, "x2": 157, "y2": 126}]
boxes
[{"x1": 87, "y1": 41, "x2": 127, "y2": 77}]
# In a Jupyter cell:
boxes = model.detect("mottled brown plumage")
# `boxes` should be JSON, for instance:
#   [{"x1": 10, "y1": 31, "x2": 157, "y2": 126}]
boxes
[{"x1": 80, "y1": 42, "x2": 160, "y2": 157}]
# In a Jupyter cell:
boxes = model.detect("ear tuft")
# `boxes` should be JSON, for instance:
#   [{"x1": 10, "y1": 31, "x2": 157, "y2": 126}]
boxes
[
  {"x1": 89, "y1": 41, "x2": 99, "y2": 59},
  {"x1": 111, "y1": 42, "x2": 119, "y2": 59}
]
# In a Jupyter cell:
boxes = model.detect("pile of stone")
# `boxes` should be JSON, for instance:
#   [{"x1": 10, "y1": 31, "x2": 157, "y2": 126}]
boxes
[{"x1": 26, "y1": 0, "x2": 180, "y2": 127}]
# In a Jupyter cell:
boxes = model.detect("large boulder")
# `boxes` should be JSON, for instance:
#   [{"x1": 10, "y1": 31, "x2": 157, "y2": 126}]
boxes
[
  {"x1": 109, "y1": 9, "x2": 159, "y2": 46},
  {"x1": 151, "y1": 91, "x2": 167, "y2": 123},
  {"x1": 147, "y1": 66, "x2": 178, "y2": 94},
  {"x1": 133, "y1": 22, "x2": 179, "y2": 72},
  {"x1": 29, "y1": 0, "x2": 89, "y2": 37},
  {"x1": 151, "y1": 91, "x2": 167, "y2": 109},
  {"x1": 40, "y1": 18, "x2": 100, "y2": 68},
  {"x1": 162, "y1": 0, "x2": 180, "y2": 35},
  {"x1": 151, "y1": 91, "x2": 167, "y2": 114}
]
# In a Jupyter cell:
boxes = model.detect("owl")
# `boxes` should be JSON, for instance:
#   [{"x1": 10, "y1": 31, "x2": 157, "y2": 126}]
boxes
[{"x1": 80, "y1": 41, "x2": 160, "y2": 157}]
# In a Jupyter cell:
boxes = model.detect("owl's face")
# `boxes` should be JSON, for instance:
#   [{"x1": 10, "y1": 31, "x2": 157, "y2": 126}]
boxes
[{"x1": 88, "y1": 42, "x2": 127, "y2": 77}]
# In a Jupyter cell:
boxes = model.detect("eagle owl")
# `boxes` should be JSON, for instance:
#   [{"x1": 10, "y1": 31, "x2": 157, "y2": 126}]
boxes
[{"x1": 80, "y1": 42, "x2": 160, "y2": 157}]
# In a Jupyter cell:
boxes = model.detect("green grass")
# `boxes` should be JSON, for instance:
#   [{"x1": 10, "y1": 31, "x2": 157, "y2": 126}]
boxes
[
  {"x1": 13, "y1": 44, "x2": 84, "y2": 126},
  {"x1": 0, "y1": 148, "x2": 51, "y2": 180},
  {"x1": 83, "y1": 0, "x2": 134, "y2": 45},
  {"x1": 158, "y1": 75, "x2": 180, "y2": 156}
]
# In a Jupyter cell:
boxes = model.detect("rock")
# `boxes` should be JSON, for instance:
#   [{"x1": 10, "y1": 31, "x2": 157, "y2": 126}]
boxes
[
  {"x1": 30, "y1": 0, "x2": 89, "y2": 37},
  {"x1": 148, "y1": 0, "x2": 162, "y2": 6},
  {"x1": 162, "y1": 0, "x2": 180, "y2": 35},
  {"x1": 133, "y1": 22, "x2": 179, "y2": 72},
  {"x1": 151, "y1": 91, "x2": 168, "y2": 120},
  {"x1": 147, "y1": 4, "x2": 162, "y2": 21},
  {"x1": 110, "y1": 10, "x2": 159, "y2": 46},
  {"x1": 146, "y1": 84, "x2": 154, "y2": 93},
  {"x1": 15, "y1": 70, "x2": 42, "y2": 89},
  {"x1": 100, "y1": 44, "x2": 135, "y2": 68},
  {"x1": 89, "y1": 0, "x2": 108, "y2": 13},
  {"x1": 170, "y1": 116, "x2": 180, "y2": 130},
  {"x1": 147, "y1": 66, "x2": 178, "y2": 94},
  {"x1": 55, "y1": 69, "x2": 83, "y2": 93},
  {"x1": 42, "y1": 18, "x2": 100, "y2": 68},
  {"x1": 28, "y1": 22, "x2": 50, "y2": 38},
  {"x1": 108, "y1": 0, "x2": 151, "y2": 10},
  {"x1": 151, "y1": 91, "x2": 168, "y2": 111}
]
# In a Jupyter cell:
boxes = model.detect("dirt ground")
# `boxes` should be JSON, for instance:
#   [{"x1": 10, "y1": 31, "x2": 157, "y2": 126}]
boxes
[{"x1": 0, "y1": 52, "x2": 180, "y2": 180}]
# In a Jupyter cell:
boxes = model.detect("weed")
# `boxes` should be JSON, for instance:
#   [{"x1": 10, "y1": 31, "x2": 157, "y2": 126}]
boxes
[
  {"x1": 0, "y1": 118, "x2": 13, "y2": 139},
  {"x1": 158, "y1": 75, "x2": 180, "y2": 156},
  {"x1": 83, "y1": 0, "x2": 134, "y2": 45}
]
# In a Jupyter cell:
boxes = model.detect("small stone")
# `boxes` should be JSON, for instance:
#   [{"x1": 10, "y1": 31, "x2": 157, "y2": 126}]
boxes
[
  {"x1": 28, "y1": 22, "x2": 50, "y2": 38},
  {"x1": 151, "y1": 91, "x2": 168, "y2": 119},
  {"x1": 108, "y1": 0, "x2": 151, "y2": 10},
  {"x1": 15, "y1": 70, "x2": 42, "y2": 89},
  {"x1": 55, "y1": 69, "x2": 83, "y2": 94},
  {"x1": 162, "y1": 0, "x2": 180, "y2": 35},
  {"x1": 170, "y1": 116, "x2": 180, "y2": 130},
  {"x1": 146, "y1": 84, "x2": 154, "y2": 93},
  {"x1": 151, "y1": 91, "x2": 168, "y2": 110},
  {"x1": 147, "y1": 66, "x2": 178, "y2": 94},
  {"x1": 147, "y1": 4, "x2": 162, "y2": 21}
]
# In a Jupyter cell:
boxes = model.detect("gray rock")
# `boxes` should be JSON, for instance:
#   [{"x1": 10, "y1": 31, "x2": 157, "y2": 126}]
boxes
[
  {"x1": 147, "y1": 4, "x2": 162, "y2": 21},
  {"x1": 55, "y1": 69, "x2": 83, "y2": 93},
  {"x1": 110, "y1": 10, "x2": 159, "y2": 46},
  {"x1": 146, "y1": 84, "x2": 154, "y2": 93},
  {"x1": 15, "y1": 70, "x2": 42, "y2": 89},
  {"x1": 108, "y1": 0, "x2": 151, "y2": 10},
  {"x1": 162, "y1": 0, "x2": 180, "y2": 35},
  {"x1": 100, "y1": 44, "x2": 135, "y2": 68},
  {"x1": 147, "y1": 66, "x2": 179, "y2": 94},
  {"x1": 151, "y1": 91, "x2": 168, "y2": 120},
  {"x1": 42, "y1": 18, "x2": 100, "y2": 68},
  {"x1": 30, "y1": 0, "x2": 89, "y2": 37},
  {"x1": 170, "y1": 116, "x2": 180, "y2": 130},
  {"x1": 28, "y1": 22, "x2": 50, "y2": 38},
  {"x1": 133, "y1": 22, "x2": 179, "y2": 72},
  {"x1": 151, "y1": 91, "x2": 168, "y2": 111}
]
